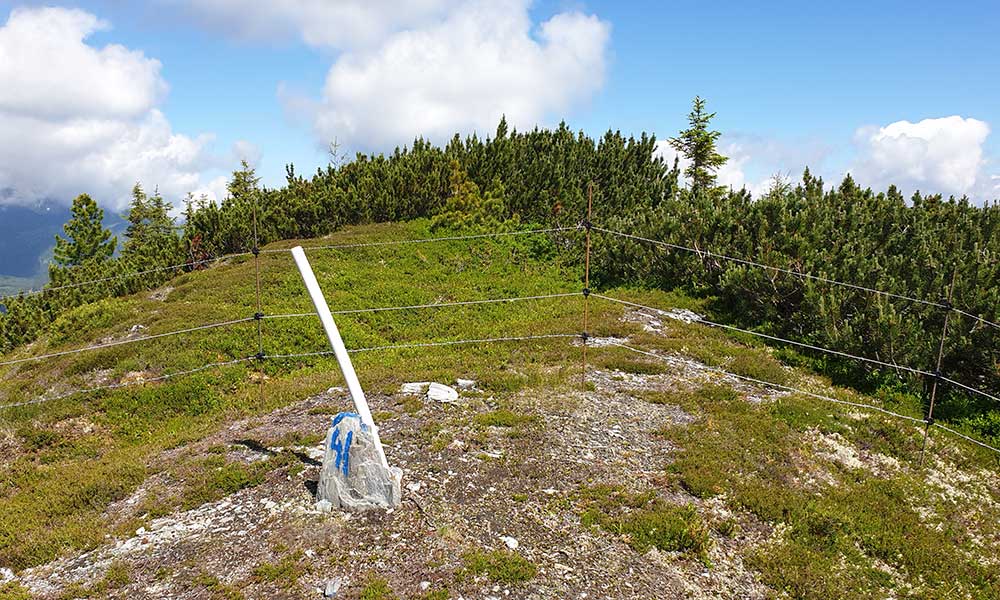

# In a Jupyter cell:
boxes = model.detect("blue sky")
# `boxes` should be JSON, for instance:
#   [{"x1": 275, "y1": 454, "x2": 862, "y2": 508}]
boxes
[{"x1": 1, "y1": 0, "x2": 998, "y2": 209}]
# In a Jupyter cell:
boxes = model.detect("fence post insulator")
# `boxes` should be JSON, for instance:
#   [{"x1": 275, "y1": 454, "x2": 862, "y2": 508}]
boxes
[
  {"x1": 253, "y1": 312, "x2": 264, "y2": 320},
  {"x1": 255, "y1": 351, "x2": 265, "y2": 361},
  {"x1": 580, "y1": 331, "x2": 590, "y2": 342},
  {"x1": 251, "y1": 246, "x2": 260, "y2": 256},
  {"x1": 582, "y1": 287, "x2": 591, "y2": 297}
]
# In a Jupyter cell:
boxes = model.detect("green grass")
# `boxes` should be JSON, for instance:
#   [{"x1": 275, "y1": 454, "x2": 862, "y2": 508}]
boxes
[
  {"x1": 461, "y1": 549, "x2": 537, "y2": 584},
  {"x1": 191, "y1": 573, "x2": 246, "y2": 600},
  {"x1": 252, "y1": 551, "x2": 306, "y2": 589},
  {"x1": 0, "y1": 582, "x2": 32, "y2": 600},
  {"x1": 575, "y1": 485, "x2": 711, "y2": 563},
  {"x1": 359, "y1": 575, "x2": 397, "y2": 600},
  {"x1": 0, "y1": 221, "x2": 595, "y2": 570},
  {"x1": 654, "y1": 383, "x2": 999, "y2": 599}
]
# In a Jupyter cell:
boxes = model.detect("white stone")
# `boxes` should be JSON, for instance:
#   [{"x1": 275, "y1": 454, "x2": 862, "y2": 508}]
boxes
[
  {"x1": 499, "y1": 535, "x2": 519, "y2": 550},
  {"x1": 400, "y1": 382, "x2": 431, "y2": 395},
  {"x1": 419, "y1": 581, "x2": 431, "y2": 591},
  {"x1": 456, "y1": 378, "x2": 476, "y2": 389},
  {"x1": 427, "y1": 382, "x2": 459, "y2": 403},
  {"x1": 0, "y1": 567, "x2": 13, "y2": 583},
  {"x1": 315, "y1": 499, "x2": 333, "y2": 513},
  {"x1": 324, "y1": 577, "x2": 343, "y2": 597},
  {"x1": 317, "y1": 412, "x2": 402, "y2": 511},
  {"x1": 406, "y1": 481, "x2": 422, "y2": 493}
]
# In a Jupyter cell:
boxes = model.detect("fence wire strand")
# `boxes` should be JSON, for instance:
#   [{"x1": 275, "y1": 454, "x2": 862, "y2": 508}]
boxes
[
  {"x1": 596, "y1": 292, "x2": 1000, "y2": 406},
  {"x1": 932, "y1": 422, "x2": 1000, "y2": 455},
  {"x1": 615, "y1": 340, "x2": 1000, "y2": 456},
  {"x1": 267, "y1": 333, "x2": 579, "y2": 360},
  {"x1": 271, "y1": 226, "x2": 575, "y2": 253},
  {"x1": 0, "y1": 316, "x2": 255, "y2": 367},
  {"x1": 0, "y1": 356, "x2": 255, "y2": 411},
  {"x1": 4, "y1": 218, "x2": 997, "y2": 461},
  {"x1": 263, "y1": 292, "x2": 581, "y2": 320},
  {"x1": 609, "y1": 340, "x2": 927, "y2": 425},
  {"x1": 592, "y1": 293, "x2": 935, "y2": 378},
  {"x1": 594, "y1": 226, "x2": 1000, "y2": 331},
  {"x1": 0, "y1": 253, "x2": 254, "y2": 302},
  {"x1": 936, "y1": 375, "x2": 1000, "y2": 407}
]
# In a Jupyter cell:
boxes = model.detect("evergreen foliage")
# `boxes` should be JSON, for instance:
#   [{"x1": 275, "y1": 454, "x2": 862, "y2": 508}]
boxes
[
  {"x1": 122, "y1": 184, "x2": 183, "y2": 267},
  {"x1": 2, "y1": 104, "x2": 998, "y2": 437},
  {"x1": 52, "y1": 194, "x2": 116, "y2": 268},
  {"x1": 669, "y1": 96, "x2": 728, "y2": 194}
]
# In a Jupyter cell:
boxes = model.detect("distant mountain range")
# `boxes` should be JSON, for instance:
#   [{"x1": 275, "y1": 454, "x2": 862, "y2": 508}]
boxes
[{"x1": 0, "y1": 204, "x2": 126, "y2": 295}]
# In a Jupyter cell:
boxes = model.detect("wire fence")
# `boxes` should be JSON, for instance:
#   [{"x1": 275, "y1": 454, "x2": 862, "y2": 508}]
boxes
[
  {"x1": 594, "y1": 225, "x2": 1000, "y2": 332},
  {"x1": 0, "y1": 252, "x2": 255, "y2": 302},
  {"x1": 1, "y1": 213, "x2": 998, "y2": 463},
  {"x1": 592, "y1": 294, "x2": 1000, "y2": 407}
]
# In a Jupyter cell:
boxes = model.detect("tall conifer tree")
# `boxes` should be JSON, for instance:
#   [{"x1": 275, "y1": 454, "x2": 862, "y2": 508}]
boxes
[
  {"x1": 669, "y1": 96, "x2": 728, "y2": 194},
  {"x1": 52, "y1": 193, "x2": 116, "y2": 267}
]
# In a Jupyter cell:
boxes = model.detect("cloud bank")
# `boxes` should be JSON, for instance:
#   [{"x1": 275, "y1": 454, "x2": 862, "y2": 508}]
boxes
[
  {"x1": 179, "y1": 0, "x2": 611, "y2": 151},
  {"x1": 850, "y1": 116, "x2": 995, "y2": 200},
  {"x1": 657, "y1": 117, "x2": 996, "y2": 203},
  {"x1": 0, "y1": 7, "x2": 221, "y2": 210}
]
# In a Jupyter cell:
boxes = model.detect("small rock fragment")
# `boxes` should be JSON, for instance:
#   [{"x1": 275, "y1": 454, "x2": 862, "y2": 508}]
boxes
[
  {"x1": 427, "y1": 382, "x2": 459, "y2": 403},
  {"x1": 315, "y1": 499, "x2": 333, "y2": 513},
  {"x1": 324, "y1": 577, "x2": 343, "y2": 597},
  {"x1": 401, "y1": 382, "x2": 431, "y2": 395},
  {"x1": 406, "y1": 481, "x2": 422, "y2": 493},
  {"x1": 456, "y1": 378, "x2": 476, "y2": 389},
  {"x1": 419, "y1": 581, "x2": 431, "y2": 591},
  {"x1": 499, "y1": 535, "x2": 519, "y2": 550}
]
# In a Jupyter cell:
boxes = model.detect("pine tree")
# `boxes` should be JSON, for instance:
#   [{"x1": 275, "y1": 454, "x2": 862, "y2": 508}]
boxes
[
  {"x1": 669, "y1": 96, "x2": 728, "y2": 194},
  {"x1": 52, "y1": 193, "x2": 116, "y2": 267},
  {"x1": 123, "y1": 183, "x2": 150, "y2": 252},
  {"x1": 122, "y1": 184, "x2": 180, "y2": 265}
]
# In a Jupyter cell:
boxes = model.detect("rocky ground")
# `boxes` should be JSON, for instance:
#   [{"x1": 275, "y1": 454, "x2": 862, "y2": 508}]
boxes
[
  {"x1": 10, "y1": 360, "x2": 769, "y2": 596},
  {"x1": 7, "y1": 309, "x2": 998, "y2": 599}
]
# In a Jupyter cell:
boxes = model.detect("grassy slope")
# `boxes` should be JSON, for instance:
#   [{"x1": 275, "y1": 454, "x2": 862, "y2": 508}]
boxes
[{"x1": 1, "y1": 220, "x2": 998, "y2": 599}]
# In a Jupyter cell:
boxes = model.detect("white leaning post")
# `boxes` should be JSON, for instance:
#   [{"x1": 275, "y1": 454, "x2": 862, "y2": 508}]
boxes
[{"x1": 290, "y1": 245, "x2": 389, "y2": 469}]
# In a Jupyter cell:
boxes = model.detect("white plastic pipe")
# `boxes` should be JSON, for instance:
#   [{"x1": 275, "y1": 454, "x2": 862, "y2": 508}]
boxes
[{"x1": 290, "y1": 246, "x2": 388, "y2": 468}]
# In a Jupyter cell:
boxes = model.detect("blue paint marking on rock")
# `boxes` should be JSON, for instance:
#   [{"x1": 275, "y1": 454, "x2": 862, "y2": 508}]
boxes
[
  {"x1": 318, "y1": 411, "x2": 401, "y2": 510},
  {"x1": 329, "y1": 413, "x2": 362, "y2": 477}
]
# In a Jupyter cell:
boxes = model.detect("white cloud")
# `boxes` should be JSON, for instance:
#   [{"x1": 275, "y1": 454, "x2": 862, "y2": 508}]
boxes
[
  {"x1": 0, "y1": 7, "x2": 226, "y2": 210},
  {"x1": 231, "y1": 140, "x2": 262, "y2": 168},
  {"x1": 168, "y1": 0, "x2": 462, "y2": 49},
  {"x1": 850, "y1": 116, "x2": 995, "y2": 200},
  {"x1": 303, "y1": 0, "x2": 611, "y2": 150},
  {"x1": 0, "y1": 7, "x2": 166, "y2": 120}
]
